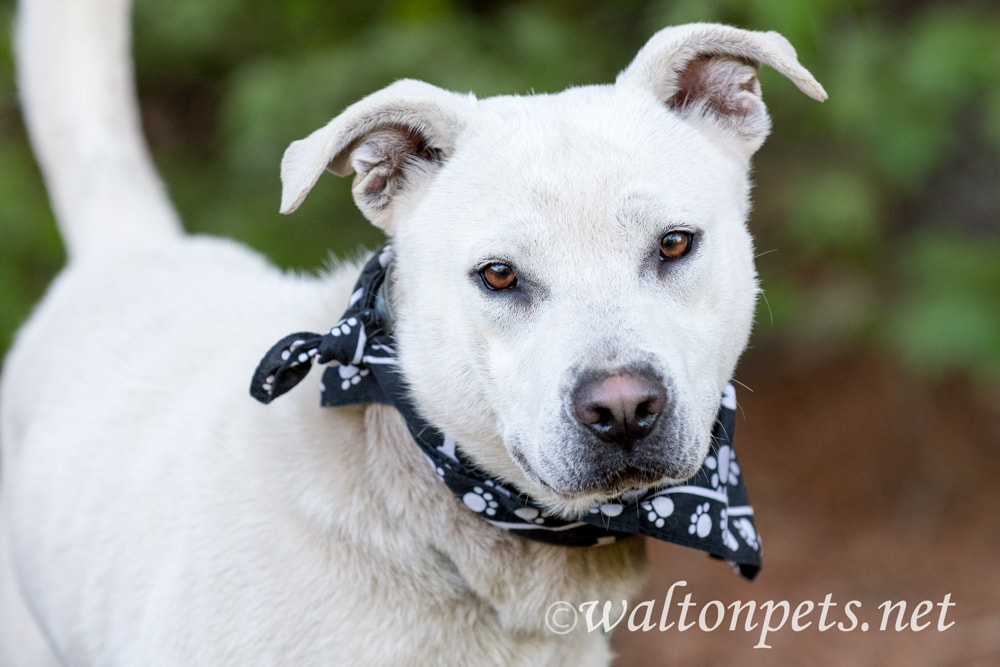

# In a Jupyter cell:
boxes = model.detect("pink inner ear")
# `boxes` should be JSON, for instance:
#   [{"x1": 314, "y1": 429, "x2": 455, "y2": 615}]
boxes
[
  {"x1": 668, "y1": 55, "x2": 762, "y2": 118},
  {"x1": 346, "y1": 124, "x2": 444, "y2": 214}
]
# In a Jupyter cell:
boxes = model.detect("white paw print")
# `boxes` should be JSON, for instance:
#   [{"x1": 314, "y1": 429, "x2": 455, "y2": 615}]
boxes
[
  {"x1": 641, "y1": 496, "x2": 675, "y2": 528},
  {"x1": 721, "y1": 383, "x2": 737, "y2": 410},
  {"x1": 378, "y1": 245, "x2": 394, "y2": 267},
  {"x1": 338, "y1": 364, "x2": 369, "y2": 390},
  {"x1": 688, "y1": 502, "x2": 712, "y2": 538},
  {"x1": 328, "y1": 317, "x2": 359, "y2": 337},
  {"x1": 705, "y1": 445, "x2": 740, "y2": 489},
  {"x1": 618, "y1": 487, "x2": 649, "y2": 504},
  {"x1": 734, "y1": 517, "x2": 760, "y2": 551},
  {"x1": 482, "y1": 479, "x2": 511, "y2": 498},
  {"x1": 589, "y1": 502, "x2": 625, "y2": 517},
  {"x1": 463, "y1": 486, "x2": 498, "y2": 516},
  {"x1": 279, "y1": 339, "x2": 317, "y2": 365},
  {"x1": 423, "y1": 455, "x2": 446, "y2": 479},
  {"x1": 514, "y1": 507, "x2": 547, "y2": 524},
  {"x1": 719, "y1": 508, "x2": 739, "y2": 551}
]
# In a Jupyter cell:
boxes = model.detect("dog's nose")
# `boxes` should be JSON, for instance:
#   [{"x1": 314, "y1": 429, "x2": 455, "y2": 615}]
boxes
[{"x1": 571, "y1": 371, "x2": 667, "y2": 449}]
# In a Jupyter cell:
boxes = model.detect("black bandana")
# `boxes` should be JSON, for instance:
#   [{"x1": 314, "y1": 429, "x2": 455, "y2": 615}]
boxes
[{"x1": 251, "y1": 246, "x2": 762, "y2": 579}]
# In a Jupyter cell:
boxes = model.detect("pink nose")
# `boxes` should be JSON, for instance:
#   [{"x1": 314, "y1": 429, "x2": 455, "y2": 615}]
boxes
[{"x1": 571, "y1": 371, "x2": 667, "y2": 450}]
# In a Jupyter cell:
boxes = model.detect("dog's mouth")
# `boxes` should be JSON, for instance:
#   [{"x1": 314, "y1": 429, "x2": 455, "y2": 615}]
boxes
[
  {"x1": 512, "y1": 440, "x2": 704, "y2": 509},
  {"x1": 585, "y1": 466, "x2": 675, "y2": 497},
  {"x1": 551, "y1": 462, "x2": 698, "y2": 499}
]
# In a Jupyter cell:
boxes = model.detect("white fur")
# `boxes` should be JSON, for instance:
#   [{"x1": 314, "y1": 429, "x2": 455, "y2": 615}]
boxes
[{"x1": 1, "y1": 1, "x2": 824, "y2": 664}]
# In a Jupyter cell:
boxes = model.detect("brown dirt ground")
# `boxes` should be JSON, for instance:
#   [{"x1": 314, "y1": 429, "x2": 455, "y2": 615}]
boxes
[{"x1": 610, "y1": 349, "x2": 1000, "y2": 666}]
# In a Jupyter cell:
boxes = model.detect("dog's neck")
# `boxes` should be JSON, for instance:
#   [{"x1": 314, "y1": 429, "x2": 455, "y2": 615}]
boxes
[{"x1": 360, "y1": 402, "x2": 648, "y2": 631}]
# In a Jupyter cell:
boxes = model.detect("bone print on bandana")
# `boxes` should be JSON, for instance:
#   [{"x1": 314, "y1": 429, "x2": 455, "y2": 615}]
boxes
[{"x1": 251, "y1": 245, "x2": 762, "y2": 579}]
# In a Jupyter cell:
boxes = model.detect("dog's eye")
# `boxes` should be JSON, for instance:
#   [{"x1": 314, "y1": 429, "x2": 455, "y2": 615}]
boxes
[
  {"x1": 480, "y1": 263, "x2": 517, "y2": 291},
  {"x1": 659, "y1": 231, "x2": 694, "y2": 260}
]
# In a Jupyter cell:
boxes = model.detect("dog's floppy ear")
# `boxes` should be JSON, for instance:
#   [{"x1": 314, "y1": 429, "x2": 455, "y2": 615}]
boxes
[
  {"x1": 617, "y1": 23, "x2": 826, "y2": 159},
  {"x1": 280, "y1": 79, "x2": 473, "y2": 230}
]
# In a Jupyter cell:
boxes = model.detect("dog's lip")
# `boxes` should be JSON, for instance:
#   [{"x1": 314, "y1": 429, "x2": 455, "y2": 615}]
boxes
[
  {"x1": 544, "y1": 460, "x2": 706, "y2": 501},
  {"x1": 509, "y1": 441, "x2": 554, "y2": 490},
  {"x1": 559, "y1": 467, "x2": 671, "y2": 499},
  {"x1": 509, "y1": 435, "x2": 705, "y2": 500},
  {"x1": 597, "y1": 468, "x2": 670, "y2": 497}
]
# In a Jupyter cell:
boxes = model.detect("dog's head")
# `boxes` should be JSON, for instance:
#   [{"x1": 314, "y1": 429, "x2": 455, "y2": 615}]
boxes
[{"x1": 280, "y1": 24, "x2": 825, "y2": 516}]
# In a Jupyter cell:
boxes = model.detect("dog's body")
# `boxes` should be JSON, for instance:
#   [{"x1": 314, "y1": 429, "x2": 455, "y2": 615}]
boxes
[
  {"x1": 1, "y1": 239, "x2": 645, "y2": 665},
  {"x1": 0, "y1": 0, "x2": 824, "y2": 664}
]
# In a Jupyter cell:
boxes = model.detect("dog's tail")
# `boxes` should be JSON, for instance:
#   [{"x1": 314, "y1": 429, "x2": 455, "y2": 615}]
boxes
[{"x1": 16, "y1": 0, "x2": 183, "y2": 262}]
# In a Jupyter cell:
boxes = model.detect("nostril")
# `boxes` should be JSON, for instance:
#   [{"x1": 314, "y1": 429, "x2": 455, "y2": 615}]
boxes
[
  {"x1": 575, "y1": 403, "x2": 610, "y2": 427},
  {"x1": 594, "y1": 407, "x2": 615, "y2": 429},
  {"x1": 636, "y1": 391, "x2": 666, "y2": 421}
]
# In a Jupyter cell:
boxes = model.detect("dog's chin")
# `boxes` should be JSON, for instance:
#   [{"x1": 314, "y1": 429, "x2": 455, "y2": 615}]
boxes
[
  {"x1": 573, "y1": 467, "x2": 668, "y2": 497},
  {"x1": 506, "y1": 435, "x2": 708, "y2": 518},
  {"x1": 527, "y1": 465, "x2": 701, "y2": 519}
]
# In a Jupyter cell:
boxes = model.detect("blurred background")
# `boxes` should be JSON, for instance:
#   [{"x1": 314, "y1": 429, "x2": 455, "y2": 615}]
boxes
[{"x1": 1, "y1": 0, "x2": 998, "y2": 663}]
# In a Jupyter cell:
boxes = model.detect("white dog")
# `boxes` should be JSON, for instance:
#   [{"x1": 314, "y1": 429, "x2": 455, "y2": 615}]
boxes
[{"x1": 0, "y1": 0, "x2": 825, "y2": 664}]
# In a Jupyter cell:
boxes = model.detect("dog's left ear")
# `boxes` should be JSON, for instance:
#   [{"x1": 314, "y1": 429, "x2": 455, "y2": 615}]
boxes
[
  {"x1": 617, "y1": 23, "x2": 826, "y2": 159},
  {"x1": 279, "y1": 79, "x2": 474, "y2": 231}
]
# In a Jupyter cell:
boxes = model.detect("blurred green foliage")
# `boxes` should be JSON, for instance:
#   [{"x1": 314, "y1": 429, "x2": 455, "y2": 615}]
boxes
[{"x1": 1, "y1": 0, "x2": 998, "y2": 382}]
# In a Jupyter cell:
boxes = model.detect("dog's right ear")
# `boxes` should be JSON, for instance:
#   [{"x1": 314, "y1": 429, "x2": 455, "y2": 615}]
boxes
[{"x1": 279, "y1": 79, "x2": 473, "y2": 231}]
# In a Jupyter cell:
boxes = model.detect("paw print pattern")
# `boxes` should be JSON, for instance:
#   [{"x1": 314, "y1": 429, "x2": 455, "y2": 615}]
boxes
[
  {"x1": 328, "y1": 317, "x2": 358, "y2": 337},
  {"x1": 719, "y1": 508, "x2": 739, "y2": 551},
  {"x1": 734, "y1": 517, "x2": 760, "y2": 551},
  {"x1": 688, "y1": 502, "x2": 712, "y2": 538},
  {"x1": 279, "y1": 338, "x2": 318, "y2": 366},
  {"x1": 338, "y1": 364, "x2": 369, "y2": 390},
  {"x1": 424, "y1": 455, "x2": 446, "y2": 479},
  {"x1": 618, "y1": 488, "x2": 649, "y2": 504},
  {"x1": 261, "y1": 339, "x2": 319, "y2": 396},
  {"x1": 482, "y1": 478, "x2": 512, "y2": 498},
  {"x1": 514, "y1": 507, "x2": 547, "y2": 524},
  {"x1": 589, "y1": 502, "x2": 625, "y2": 518},
  {"x1": 641, "y1": 496, "x2": 675, "y2": 528},
  {"x1": 705, "y1": 445, "x2": 740, "y2": 490},
  {"x1": 436, "y1": 437, "x2": 458, "y2": 462},
  {"x1": 463, "y1": 486, "x2": 498, "y2": 516},
  {"x1": 721, "y1": 383, "x2": 737, "y2": 410},
  {"x1": 378, "y1": 245, "x2": 394, "y2": 267}
]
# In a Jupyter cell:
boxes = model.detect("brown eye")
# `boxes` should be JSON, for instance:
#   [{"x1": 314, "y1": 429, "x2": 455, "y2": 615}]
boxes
[
  {"x1": 659, "y1": 231, "x2": 693, "y2": 260},
  {"x1": 480, "y1": 263, "x2": 517, "y2": 290}
]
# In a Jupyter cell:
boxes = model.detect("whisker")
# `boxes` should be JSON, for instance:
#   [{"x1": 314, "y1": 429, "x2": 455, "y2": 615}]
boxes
[
  {"x1": 758, "y1": 289, "x2": 774, "y2": 327},
  {"x1": 713, "y1": 416, "x2": 731, "y2": 444}
]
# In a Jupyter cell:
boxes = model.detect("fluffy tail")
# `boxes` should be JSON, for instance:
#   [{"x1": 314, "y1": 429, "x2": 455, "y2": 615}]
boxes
[{"x1": 16, "y1": 0, "x2": 182, "y2": 261}]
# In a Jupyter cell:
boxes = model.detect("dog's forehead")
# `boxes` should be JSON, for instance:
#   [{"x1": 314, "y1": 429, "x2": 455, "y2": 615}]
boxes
[
  {"x1": 467, "y1": 86, "x2": 722, "y2": 181},
  {"x1": 419, "y1": 86, "x2": 743, "y2": 260}
]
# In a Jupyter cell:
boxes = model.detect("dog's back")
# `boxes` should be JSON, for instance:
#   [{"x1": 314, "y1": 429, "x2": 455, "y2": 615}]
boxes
[
  {"x1": 2, "y1": 0, "x2": 172, "y2": 661},
  {"x1": 1, "y1": 0, "x2": 360, "y2": 662}
]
